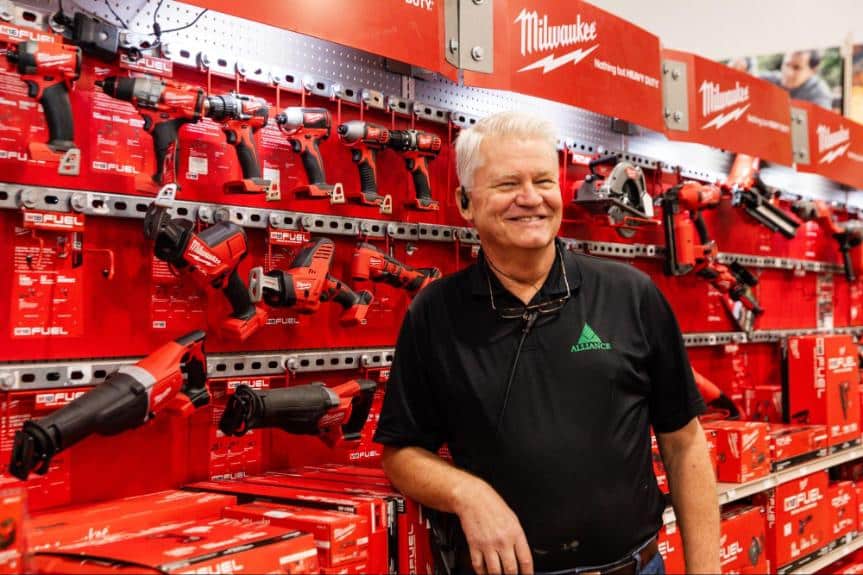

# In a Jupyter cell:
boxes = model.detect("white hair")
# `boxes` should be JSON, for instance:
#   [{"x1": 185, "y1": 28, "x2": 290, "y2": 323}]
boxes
[{"x1": 454, "y1": 110, "x2": 558, "y2": 190}]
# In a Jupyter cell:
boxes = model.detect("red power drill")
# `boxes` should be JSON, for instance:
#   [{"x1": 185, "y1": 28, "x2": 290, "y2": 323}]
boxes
[
  {"x1": 249, "y1": 237, "x2": 373, "y2": 326},
  {"x1": 276, "y1": 107, "x2": 343, "y2": 201},
  {"x1": 5, "y1": 39, "x2": 81, "y2": 169},
  {"x1": 219, "y1": 379, "x2": 378, "y2": 448},
  {"x1": 144, "y1": 186, "x2": 267, "y2": 340},
  {"x1": 204, "y1": 93, "x2": 272, "y2": 196},
  {"x1": 8, "y1": 330, "x2": 208, "y2": 480},
  {"x1": 387, "y1": 128, "x2": 442, "y2": 210},
  {"x1": 351, "y1": 242, "x2": 441, "y2": 292},
  {"x1": 97, "y1": 76, "x2": 206, "y2": 185},
  {"x1": 337, "y1": 120, "x2": 391, "y2": 209}
]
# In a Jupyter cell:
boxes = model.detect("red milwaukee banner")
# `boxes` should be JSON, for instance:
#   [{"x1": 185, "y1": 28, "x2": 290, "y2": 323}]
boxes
[
  {"x1": 463, "y1": 0, "x2": 664, "y2": 132},
  {"x1": 183, "y1": 0, "x2": 454, "y2": 79},
  {"x1": 794, "y1": 100, "x2": 863, "y2": 189},
  {"x1": 663, "y1": 50, "x2": 793, "y2": 166}
]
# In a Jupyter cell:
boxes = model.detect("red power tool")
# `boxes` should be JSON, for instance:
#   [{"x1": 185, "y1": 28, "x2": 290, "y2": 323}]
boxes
[
  {"x1": 276, "y1": 107, "x2": 344, "y2": 202},
  {"x1": 791, "y1": 199, "x2": 863, "y2": 281},
  {"x1": 662, "y1": 181, "x2": 763, "y2": 333},
  {"x1": 249, "y1": 237, "x2": 373, "y2": 326},
  {"x1": 693, "y1": 368, "x2": 741, "y2": 420},
  {"x1": 219, "y1": 379, "x2": 377, "y2": 448},
  {"x1": 144, "y1": 185, "x2": 267, "y2": 340},
  {"x1": 337, "y1": 120, "x2": 391, "y2": 210},
  {"x1": 97, "y1": 76, "x2": 206, "y2": 185},
  {"x1": 5, "y1": 39, "x2": 81, "y2": 172},
  {"x1": 8, "y1": 330, "x2": 208, "y2": 480},
  {"x1": 204, "y1": 93, "x2": 272, "y2": 196},
  {"x1": 351, "y1": 242, "x2": 441, "y2": 292},
  {"x1": 387, "y1": 128, "x2": 442, "y2": 210},
  {"x1": 722, "y1": 154, "x2": 800, "y2": 239}
]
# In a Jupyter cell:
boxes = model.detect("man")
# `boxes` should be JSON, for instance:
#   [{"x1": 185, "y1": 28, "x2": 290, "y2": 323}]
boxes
[
  {"x1": 763, "y1": 50, "x2": 833, "y2": 110},
  {"x1": 374, "y1": 111, "x2": 719, "y2": 574}
]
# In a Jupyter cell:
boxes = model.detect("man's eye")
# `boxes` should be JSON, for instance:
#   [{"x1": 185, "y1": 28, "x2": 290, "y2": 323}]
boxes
[
  {"x1": 536, "y1": 179, "x2": 556, "y2": 186},
  {"x1": 496, "y1": 182, "x2": 517, "y2": 189}
]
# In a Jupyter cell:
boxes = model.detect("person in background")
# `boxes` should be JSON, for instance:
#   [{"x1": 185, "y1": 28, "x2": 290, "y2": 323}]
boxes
[{"x1": 763, "y1": 50, "x2": 833, "y2": 109}]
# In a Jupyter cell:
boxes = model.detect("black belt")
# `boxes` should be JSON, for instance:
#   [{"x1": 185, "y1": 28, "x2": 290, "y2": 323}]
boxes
[{"x1": 543, "y1": 537, "x2": 660, "y2": 575}]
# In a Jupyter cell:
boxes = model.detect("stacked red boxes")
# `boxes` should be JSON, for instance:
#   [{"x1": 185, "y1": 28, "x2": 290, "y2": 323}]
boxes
[
  {"x1": 753, "y1": 470, "x2": 830, "y2": 570},
  {"x1": 28, "y1": 490, "x2": 236, "y2": 551},
  {"x1": 827, "y1": 481, "x2": 858, "y2": 543},
  {"x1": 856, "y1": 482, "x2": 863, "y2": 532},
  {"x1": 222, "y1": 502, "x2": 369, "y2": 567},
  {"x1": 31, "y1": 518, "x2": 319, "y2": 574},
  {"x1": 767, "y1": 424, "x2": 828, "y2": 471},
  {"x1": 720, "y1": 505, "x2": 768, "y2": 574},
  {"x1": 785, "y1": 335, "x2": 861, "y2": 449},
  {"x1": 0, "y1": 488, "x2": 26, "y2": 575},
  {"x1": 657, "y1": 521, "x2": 685, "y2": 574},
  {"x1": 702, "y1": 421, "x2": 771, "y2": 483}
]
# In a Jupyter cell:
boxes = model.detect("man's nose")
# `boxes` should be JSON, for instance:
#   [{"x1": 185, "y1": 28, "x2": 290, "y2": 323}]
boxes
[{"x1": 514, "y1": 182, "x2": 544, "y2": 205}]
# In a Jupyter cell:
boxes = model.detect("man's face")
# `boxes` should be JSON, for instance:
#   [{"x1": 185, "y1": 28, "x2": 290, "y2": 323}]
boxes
[
  {"x1": 462, "y1": 135, "x2": 562, "y2": 253},
  {"x1": 781, "y1": 52, "x2": 815, "y2": 90}
]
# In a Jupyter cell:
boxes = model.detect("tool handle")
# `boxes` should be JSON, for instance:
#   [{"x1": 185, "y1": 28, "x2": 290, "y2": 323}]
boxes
[
  {"x1": 233, "y1": 125, "x2": 263, "y2": 180},
  {"x1": 39, "y1": 81, "x2": 75, "y2": 152},
  {"x1": 843, "y1": 246, "x2": 856, "y2": 282},
  {"x1": 341, "y1": 379, "x2": 377, "y2": 440},
  {"x1": 294, "y1": 137, "x2": 327, "y2": 186},
  {"x1": 356, "y1": 147, "x2": 380, "y2": 200},
  {"x1": 407, "y1": 156, "x2": 434, "y2": 206},
  {"x1": 223, "y1": 268, "x2": 257, "y2": 320},
  {"x1": 151, "y1": 118, "x2": 189, "y2": 185}
]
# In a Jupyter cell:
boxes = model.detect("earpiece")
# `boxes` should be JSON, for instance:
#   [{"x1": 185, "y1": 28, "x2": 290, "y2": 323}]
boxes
[{"x1": 460, "y1": 186, "x2": 470, "y2": 210}]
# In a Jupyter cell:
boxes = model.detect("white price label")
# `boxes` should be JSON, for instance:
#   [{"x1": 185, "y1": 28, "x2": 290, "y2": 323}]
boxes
[{"x1": 188, "y1": 155, "x2": 208, "y2": 175}]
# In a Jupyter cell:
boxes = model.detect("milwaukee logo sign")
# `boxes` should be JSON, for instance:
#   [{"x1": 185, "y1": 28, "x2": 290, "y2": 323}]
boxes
[
  {"x1": 515, "y1": 9, "x2": 599, "y2": 74},
  {"x1": 700, "y1": 81, "x2": 750, "y2": 130},
  {"x1": 817, "y1": 124, "x2": 851, "y2": 164},
  {"x1": 571, "y1": 323, "x2": 612, "y2": 352},
  {"x1": 187, "y1": 238, "x2": 222, "y2": 268}
]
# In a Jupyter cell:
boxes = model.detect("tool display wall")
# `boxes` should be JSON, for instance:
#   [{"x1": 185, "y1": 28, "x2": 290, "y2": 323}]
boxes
[{"x1": 4, "y1": 0, "x2": 863, "y2": 572}]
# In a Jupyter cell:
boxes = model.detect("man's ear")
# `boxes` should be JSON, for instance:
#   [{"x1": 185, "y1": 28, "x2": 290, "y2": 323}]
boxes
[{"x1": 456, "y1": 186, "x2": 473, "y2": 222}]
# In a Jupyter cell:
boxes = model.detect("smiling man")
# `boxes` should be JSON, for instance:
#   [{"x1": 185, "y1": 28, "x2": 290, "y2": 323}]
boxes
[{"x1": 374, "y1": 111, "x2": 719, "y2": 575}]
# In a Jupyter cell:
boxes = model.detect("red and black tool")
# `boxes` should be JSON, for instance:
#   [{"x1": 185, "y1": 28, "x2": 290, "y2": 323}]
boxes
[
  {"x1": 205, "y1": 92, "x2": 271, "y2": 195},
  {"x1": 693, "y1": 367, "x2": 741, "y2": 420},
  {"x1": 6, "y1": 39, "x2": 81, "y2": 170},
  {"x1": 388, "y1": 128, "x2": 442, "y2": 210},
  {"x1": 337, "y1": 120, "x2": 391, "y2": 209},
  {"x1": 97, "y1": 76, "x2": 206, "y2": 185},
  {"x1": 791, "y1": 199, "x2": 863, "y2": 281},
  {"x1": 144, "y1": 186, "x2": 267, "y2": 340},
  {"x1": 351, "y1": 242, "x2": 441, "y2": 292},
  {"x1": 722, "y1": 154, "x2": 800, "y2": 239},
  {"x1": 249, "y1": 237, "x2": 373, "y2": 326},
  {"x1": 219, "y1": 379, "x2": 377, "y2": 448},
  {"x1": 277, "y1": 107, "x2": 343, "y2": 201},
  {"x1": 8, "y1": 330, "x2": 208, "y2": 480}
]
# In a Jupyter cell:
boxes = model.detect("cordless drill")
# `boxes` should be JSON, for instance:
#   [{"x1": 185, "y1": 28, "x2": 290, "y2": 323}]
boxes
[
  {"x1": 144, "y1": 186, "x2": 267, "y2": 341},
  {"x1": 791, "y1": 199, "x2": 863, "y2": 281},
  {"x1": 337, "y1": 120, "x2": 390, "y2": 208},
  {"x1": 351, "y1": 242, "x2": 441, "y2": 292},
  {"x1": 219, "y1": 379, "x2": 377, "y2": 448},
  {"x1": 204, "y1": 93, "x2": 271, "y2": 196},
  {"x1": 97, "y1": 76, "x2": 206, "y2": 185},
  {"x1": 6, "y1": 39, "x2": 81, "y2": 169},
  {"x1": 388, "y1": 128, "x2": 442, "y2": 210},
  {"x1": 249, "y1": 237, "x2": 374, "y2": 326},
  {"x1": 8, "y1": 330, "x2": 208, "y2": 480},
  {"x1": 276, "y1": 107, "x2": 343, "y2": 201}
]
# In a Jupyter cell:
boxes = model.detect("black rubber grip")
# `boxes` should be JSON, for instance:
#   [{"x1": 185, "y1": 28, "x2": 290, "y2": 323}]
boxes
[
  {"x1": 151, "y1": 118, "x2": 188, "y2": 185},
  {"x1": 330, "y1": 280, "x2": 360, "y2": 309},
  {"x1": 341, "y1": 379, "x2": 377, "y2": 440},
  {"x1": 40, "y1": 81, "x2": 75, "y2": 152},
  {"x1": 358, "y1": 151, "x2": 378, "y2": 198},
  {"x1": 410, "y1": 160, "x2": 433, "y2": 205},
  {"x1": 693, "y1": 212, "x2": 710, "y2": 245},
  {"x1": 300, "y1": 140, "x2": 326, "y2": 185},
  {"x1": 234, "y1": 127, "x2": 263, "y2": 179},
  {"x1": 223, "y1": 269, "x2": 257, "y2": 320},
  {"x1": 843, "y1": 249, "x2": 856, "y2": 282}
]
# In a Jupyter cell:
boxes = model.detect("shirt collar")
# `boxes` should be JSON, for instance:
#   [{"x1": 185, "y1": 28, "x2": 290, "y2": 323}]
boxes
[{"x1": 470, "y1": 238, "x2": 582, "y2": 298}]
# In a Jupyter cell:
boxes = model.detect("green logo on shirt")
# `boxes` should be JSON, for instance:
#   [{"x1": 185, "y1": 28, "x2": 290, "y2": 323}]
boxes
[{"x1": 571, "y1": 323, "x2": 612, "y2": 353}]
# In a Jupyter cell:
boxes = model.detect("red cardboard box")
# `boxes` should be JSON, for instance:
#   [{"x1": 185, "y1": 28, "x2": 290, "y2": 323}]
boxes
[
  {"x1": 31, "y1": 518, "x2": 318, "y2": 574},
  {"x1": 29, "y1": 490, "x2": 235, "y2": 551},
  {"x1": 222, "y1": 502, "x2": 369, "y2": 567},
  {"x1": 702, "y1": 421, "x2": 771, "y2": 483},
  {"x1": 720, "y1": 505, "x2": 768, "y2": 573},
  {"x1": 320, "y1": 558, "x2": 370, "y2": 574},
  {"x1": 705, "y1": 428, "x2": 719, "y2": 477},
  {"x1": 657, "y1": 521, "x2": 685, "y2": 574},
  {"x1": 0, "y1": 489, "x2": 26, "y2": 575},
  {"x1": 828, "y1": 481, "x2": 858, "y2": 542},
  {"x1": 786, "y1": 335, "x2": 861, "y2": 448},
  {"x1": 856, "y1": 483, "x2": 863, "y2": 532},
  {"x1": 768, "y1": 424, "x2": 828, "y2": 471},
  {"x1": 753, "y1": 470, "x2": 830, "y2": 568}
]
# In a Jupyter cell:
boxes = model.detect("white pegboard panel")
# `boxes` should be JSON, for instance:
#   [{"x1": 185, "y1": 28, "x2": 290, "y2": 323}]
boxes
[
  {"x1": 626, "y1": 129, "x2": 733, "y2": 183},
  {"x1": 760, "y1": 164, "x2": 853, "y2": 205}
]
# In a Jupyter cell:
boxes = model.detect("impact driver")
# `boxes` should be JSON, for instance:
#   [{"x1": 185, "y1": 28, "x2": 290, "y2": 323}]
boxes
[
  {"x1": 276, "y1": 107, "x2": 343, "y2": 202},
  {"x1": 388, "y1": 128, "x2": 442, "y2": 210},
  {"x1": 9, "y1": 330, "x2": 208, "y2": 480},
  {"x1": 97, "y1": 76, "x2": 206, "y2": 186},
  {"x1": 337, "y1": 120, "x2": 391, "y2": 209},
  {"x1": 6, "y1": 39, "x2": 81, "y2": 172}
]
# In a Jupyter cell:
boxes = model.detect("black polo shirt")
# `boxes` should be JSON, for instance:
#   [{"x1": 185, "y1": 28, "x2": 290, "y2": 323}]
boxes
[{"x1": 374, "y1": 240, "x2": 704, "y2": 569}]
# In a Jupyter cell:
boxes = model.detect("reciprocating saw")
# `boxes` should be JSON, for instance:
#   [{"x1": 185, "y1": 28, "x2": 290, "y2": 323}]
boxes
[
  {"x1": 218, "y1": 379, "x2": 377, "y2": 448},
  {"x1": 8, "y1": 330, "x2": 208, "y2": 480},
  {"x1": 144, "y1": 185, "x2": 267, "y2": 340},
  {"x1": 276, "y1": 107, "x2": 343, "y2": 202},
  {"x1": 722, "y1": 154, "x2": 800, "y2": 239},
  {"x1": 351, "y1": 242, "x2": 440, "y2": 292},
  {"x1": 249, "y1": 237, "x2": 374, "y2": 326},
  {"x1": 388, "y1": 128, "x2": 442, "y2": 210},
  {"x1": 97, "y1": 76, "x2": 206, "y2": 185}
]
